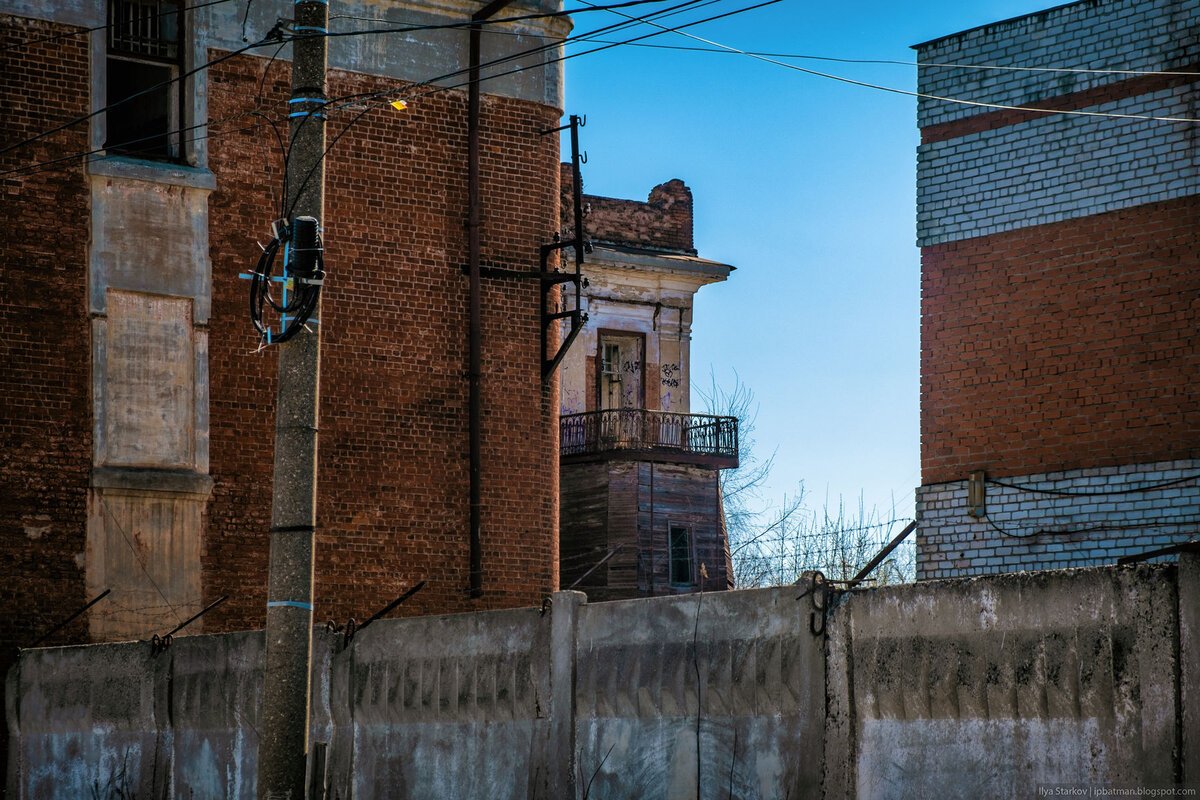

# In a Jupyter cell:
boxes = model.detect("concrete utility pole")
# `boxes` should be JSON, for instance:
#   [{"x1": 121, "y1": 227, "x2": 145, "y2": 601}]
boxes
[{"x1": 257, "y1": 0, "x2": 327, "y2": 796}]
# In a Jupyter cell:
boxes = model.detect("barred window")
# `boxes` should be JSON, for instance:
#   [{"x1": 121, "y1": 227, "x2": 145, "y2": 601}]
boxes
[{"x1": 106, "y1": 0, "x2": 183, "y2": 160}]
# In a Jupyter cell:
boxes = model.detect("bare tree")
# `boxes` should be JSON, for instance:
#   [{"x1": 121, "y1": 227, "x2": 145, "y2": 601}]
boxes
[{"x1": 700, "y1": 371, "x2": 914, "y2": 588}]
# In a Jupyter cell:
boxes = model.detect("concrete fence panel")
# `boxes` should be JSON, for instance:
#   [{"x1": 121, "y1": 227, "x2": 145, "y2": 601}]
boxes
[
  {"x1": 826, "y1": 563, "x2": 1183, "y2": 799},
  {"x1": 7, "y1": 561, "x2": 1195, "y2": 798},
  {"x1": 326, "y1": 606, "x2": 550, "y2": 800},
  {"x1": 572, "y1": 586, "x2": 824, "y2": 799}
]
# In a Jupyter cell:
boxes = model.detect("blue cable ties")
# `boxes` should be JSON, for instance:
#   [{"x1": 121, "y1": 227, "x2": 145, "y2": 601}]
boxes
[
  {"x1": 288, "y1": 96, "x2": 327, "y2": 119},
  {"x1": 293, "y1": 25, "x2": 327, "y2": 34},
  {"x1": 295, "y1": 0, "x2": 329, "y2": 5},
  {"x1": 267, "y1": 600, "x2": 314, "y2": 610}
]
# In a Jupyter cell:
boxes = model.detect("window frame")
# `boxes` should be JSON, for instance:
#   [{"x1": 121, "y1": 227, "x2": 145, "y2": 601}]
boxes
[
  {"x1": 100, "y1": 0, "x2": 199, "y2": 166},
  {"x1": 668, "y1": 521, "x2": 694, "y2": 588},
  {"x1": 595, "y1": 329, "x2": 645, "y2": 411}
]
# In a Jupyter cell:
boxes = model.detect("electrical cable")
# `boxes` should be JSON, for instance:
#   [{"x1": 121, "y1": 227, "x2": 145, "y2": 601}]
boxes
[
  {"x1": 986, "y1": 473, "x2": 1200, "y2": 496},
  {"x1": 525, "y1": 30, "x2": 1200, "y2": 79},
  {"x1": 248, "y1": 216, "x2": 324, "y2": 343},
  {"x1": 319, "y1": 0, "x2": 678, "y2": 41},
  {"x1": 313, "y1": 0, "x2": 711, "y2": 113},
  {"x1": 8, "y1": 0, "x2": 1200, "y2": 182},
  {"x1": 280, "y1": 0, "x2": 728, "y2": 218},
  {"x1": 331, "y1": 1, "x2": 1200, "y2": 80},
  {"x1": 0, "y1": 29, "x2": 287, "y2": 159},
  {"x1": 0, "y1": 0, "x2": 703, "y2": 189},
  {"x1": 578, "y1": 0, "x2": 1200, "y2": 125},
  {"x1": 982, "y1": 512, "x2": 1200, "y2": 539},
  {"x1": 0, "y1": 0, "x2": 659, "y2": 161},
  {"x1": 13, "y1": 0, "x2": 1200, "y2": 184}
]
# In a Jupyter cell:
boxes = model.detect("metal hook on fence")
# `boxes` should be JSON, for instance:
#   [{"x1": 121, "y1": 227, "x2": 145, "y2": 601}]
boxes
[
  {"x1": 797, "y1": 571, "x2": 828, "y2": 637},
  {"x1": 150, "y1": 633, "x2": 172, "y2": 657}
]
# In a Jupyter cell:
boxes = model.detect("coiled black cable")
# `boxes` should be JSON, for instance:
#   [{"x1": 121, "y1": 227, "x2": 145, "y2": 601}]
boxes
[{"x1": 249, "y1": 216, "x2": 324, "y2": 344}]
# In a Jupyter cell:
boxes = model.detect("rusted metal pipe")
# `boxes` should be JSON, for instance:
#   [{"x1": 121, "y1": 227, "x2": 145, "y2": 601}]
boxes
[
  {"x1": 467, "y1": 0, "x2": 514, "y2": 599},
  {"x1": 847, "y1": 519, "x2": 918, "y2": 589}
]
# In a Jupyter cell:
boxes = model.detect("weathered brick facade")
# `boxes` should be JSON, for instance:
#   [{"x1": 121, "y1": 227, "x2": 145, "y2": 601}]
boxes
[
  {"x1": 204, "y1": 55, "x2": 563, "y2": 630},
  {"x1": 0, "y1": 9, "x2": 95, "y2": 665},
  {"x1": 914, "y1": 0, "x2": 1200, "y2": 578},
  {"x1": 1, "y1": 0, "x2": 566, "y2": 732}
]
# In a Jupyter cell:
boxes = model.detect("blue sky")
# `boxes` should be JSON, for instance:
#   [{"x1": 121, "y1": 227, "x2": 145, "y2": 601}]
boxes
[{"x1": 563, "y1": 0, "x2": 1057, "y2": 520}]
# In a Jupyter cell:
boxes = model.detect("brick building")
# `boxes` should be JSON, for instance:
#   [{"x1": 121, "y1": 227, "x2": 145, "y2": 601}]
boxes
[
  {"x1": 1, "y1": 0, "x2": 567, "y2": 702},
  {"x1": 913, "y1": 0, "x2": 1200, "y2": 578},
  {"x1": 557, "y1": 169, "x2": 737, "y2": 599}
]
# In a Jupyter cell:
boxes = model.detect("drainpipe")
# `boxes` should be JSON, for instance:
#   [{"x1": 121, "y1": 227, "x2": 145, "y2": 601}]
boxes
[{"x1": 468, "y1": 0, "x2": 513, "y2": 599}]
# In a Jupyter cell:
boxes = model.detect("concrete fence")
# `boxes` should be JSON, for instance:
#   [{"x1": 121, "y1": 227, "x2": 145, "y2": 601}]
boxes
[{"x1": 8, "y1": 557, "x2": 1198, "y2": 798}]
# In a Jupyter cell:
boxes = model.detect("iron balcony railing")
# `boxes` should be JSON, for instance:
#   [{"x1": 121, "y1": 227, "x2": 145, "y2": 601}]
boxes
[{"x1": 560, "y1": 409, "x2": 738, "y2": 467}]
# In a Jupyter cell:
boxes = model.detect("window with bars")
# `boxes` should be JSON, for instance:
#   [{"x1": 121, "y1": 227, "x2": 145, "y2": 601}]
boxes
[{"x1": 106, "y1": 0, "x2": 183, "y2": 160}]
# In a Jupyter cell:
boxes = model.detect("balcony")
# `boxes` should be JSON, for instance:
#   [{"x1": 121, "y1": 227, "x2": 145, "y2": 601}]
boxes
[{"x1": 560, "y1": 409, "x2": 739, "y2": 469}]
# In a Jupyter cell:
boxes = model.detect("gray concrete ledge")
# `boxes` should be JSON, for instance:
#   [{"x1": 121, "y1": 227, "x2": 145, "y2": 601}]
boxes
[
  {"x1": 88, "y1": 157, "x2": 217, "y2": 191},
  {"x1": 91, "y1": 466, "x2": 214, "y2": 496}
]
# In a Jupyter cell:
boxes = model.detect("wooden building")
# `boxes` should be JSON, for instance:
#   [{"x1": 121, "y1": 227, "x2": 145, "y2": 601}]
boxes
[{"x1": 558, "y1": 171, "x2": 737, "y2": 600}]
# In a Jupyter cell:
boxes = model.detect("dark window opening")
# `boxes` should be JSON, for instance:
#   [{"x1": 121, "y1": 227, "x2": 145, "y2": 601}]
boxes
[
  {"x1": 106, "y1": 0, "x2": 182, "y2": 160},
  {"x1": 669, "y1": 524, "x2": 693, "y2": 586}
]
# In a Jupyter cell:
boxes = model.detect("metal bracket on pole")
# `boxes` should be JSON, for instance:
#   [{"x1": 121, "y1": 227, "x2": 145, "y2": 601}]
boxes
[{"x1": 540, "y1": 113, "x2": 589, "y2": 380}]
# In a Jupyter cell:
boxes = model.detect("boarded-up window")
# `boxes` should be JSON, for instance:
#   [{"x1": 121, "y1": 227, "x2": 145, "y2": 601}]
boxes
[{"x1": 104, "y1": 291, "x2": 194, "y2": 467}]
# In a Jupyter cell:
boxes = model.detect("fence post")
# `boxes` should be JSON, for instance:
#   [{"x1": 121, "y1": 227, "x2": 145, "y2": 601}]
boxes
[
  {"x1": 1181, "y1": 552, "x2": 1199, "y2": 786},
  {"x1": 546, "y1": 590, "x2": 585, "y2": 796}
]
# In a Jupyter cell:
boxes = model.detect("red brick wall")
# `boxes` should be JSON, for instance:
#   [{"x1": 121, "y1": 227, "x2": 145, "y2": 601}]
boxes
[
  {"x1": 0, "y1": 15, "x2": 93, "y2": 647},
  {"x1": 561, "y1": 164, "x2": 694, "y2": 254},
  {"x1": 204, "y1": 53, "x2": 562, "y2": 630},
  {"x1": 920, "y1": 194, "x2": 1200, "y2": 485},
  {"x1": 0, "y1": 14, "x2": 94, "y2": 780}
]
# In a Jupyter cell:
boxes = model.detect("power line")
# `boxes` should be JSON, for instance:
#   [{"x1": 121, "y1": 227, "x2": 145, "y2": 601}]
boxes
[
  {"x1": 315, "y1": 0, "x2": 712, "y2": 112},
  {"x1": 565, "y1": 38, "x2": 1200, "y2": 79},
  {"x1": 330, "y1": 0, "x2": 1200, "y2": 80},
  {"x1": 0, "y1": 0, "x2": 679, "y2": 164},
  {"x1": 986, "y1": 473, "x2": 1200, "y2": 497},
  {"x1": 983, "y1": 512, "x2": 1200, "y2": 540},
  {"x1": 474, "y1": 18, "x2": 1200, "y2": 80},
  {"x1": 580, "y1": 0, "x2": 1200, "y2": 125},
  {"x1": 0, "y1": 32, "x2": 284, "y2": 159},
  {"x1": 281, "y1": 0, "x2": 734, "y2": 217},
  {"x1": 320, "y1": 0, "x2": 678, "y2": 41}
]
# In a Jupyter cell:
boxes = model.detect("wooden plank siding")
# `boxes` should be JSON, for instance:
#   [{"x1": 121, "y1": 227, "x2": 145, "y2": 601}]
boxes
[{"x1": 560, "y1": 458, "x2": 730, "y2": 602}]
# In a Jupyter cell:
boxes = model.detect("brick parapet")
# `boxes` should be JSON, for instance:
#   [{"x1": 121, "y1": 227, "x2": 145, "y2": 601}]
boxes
[
  {"x1": 561, "y1": 163, "x2": 695, "y2": 254},
  {"x1": 915, "y1": 459, "x2": 1200, "y2": 579}
]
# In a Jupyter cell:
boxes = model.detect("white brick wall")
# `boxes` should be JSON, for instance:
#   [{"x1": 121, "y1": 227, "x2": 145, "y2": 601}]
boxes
[
  {"x1": 915, "y1": 459, "x2": 1200, "y2": 579},
  {"x1": 915, "y1": 0, "x2": 1200, "y2": 129},
  {"x1": 916, "y1": 85, "x2": 1200, "y2": 245}
]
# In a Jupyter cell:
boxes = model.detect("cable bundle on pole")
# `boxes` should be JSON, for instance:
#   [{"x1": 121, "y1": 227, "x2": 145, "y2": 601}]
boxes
[{"x1": 248, "y1": 215, "x2": 325, "y2": 344}]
